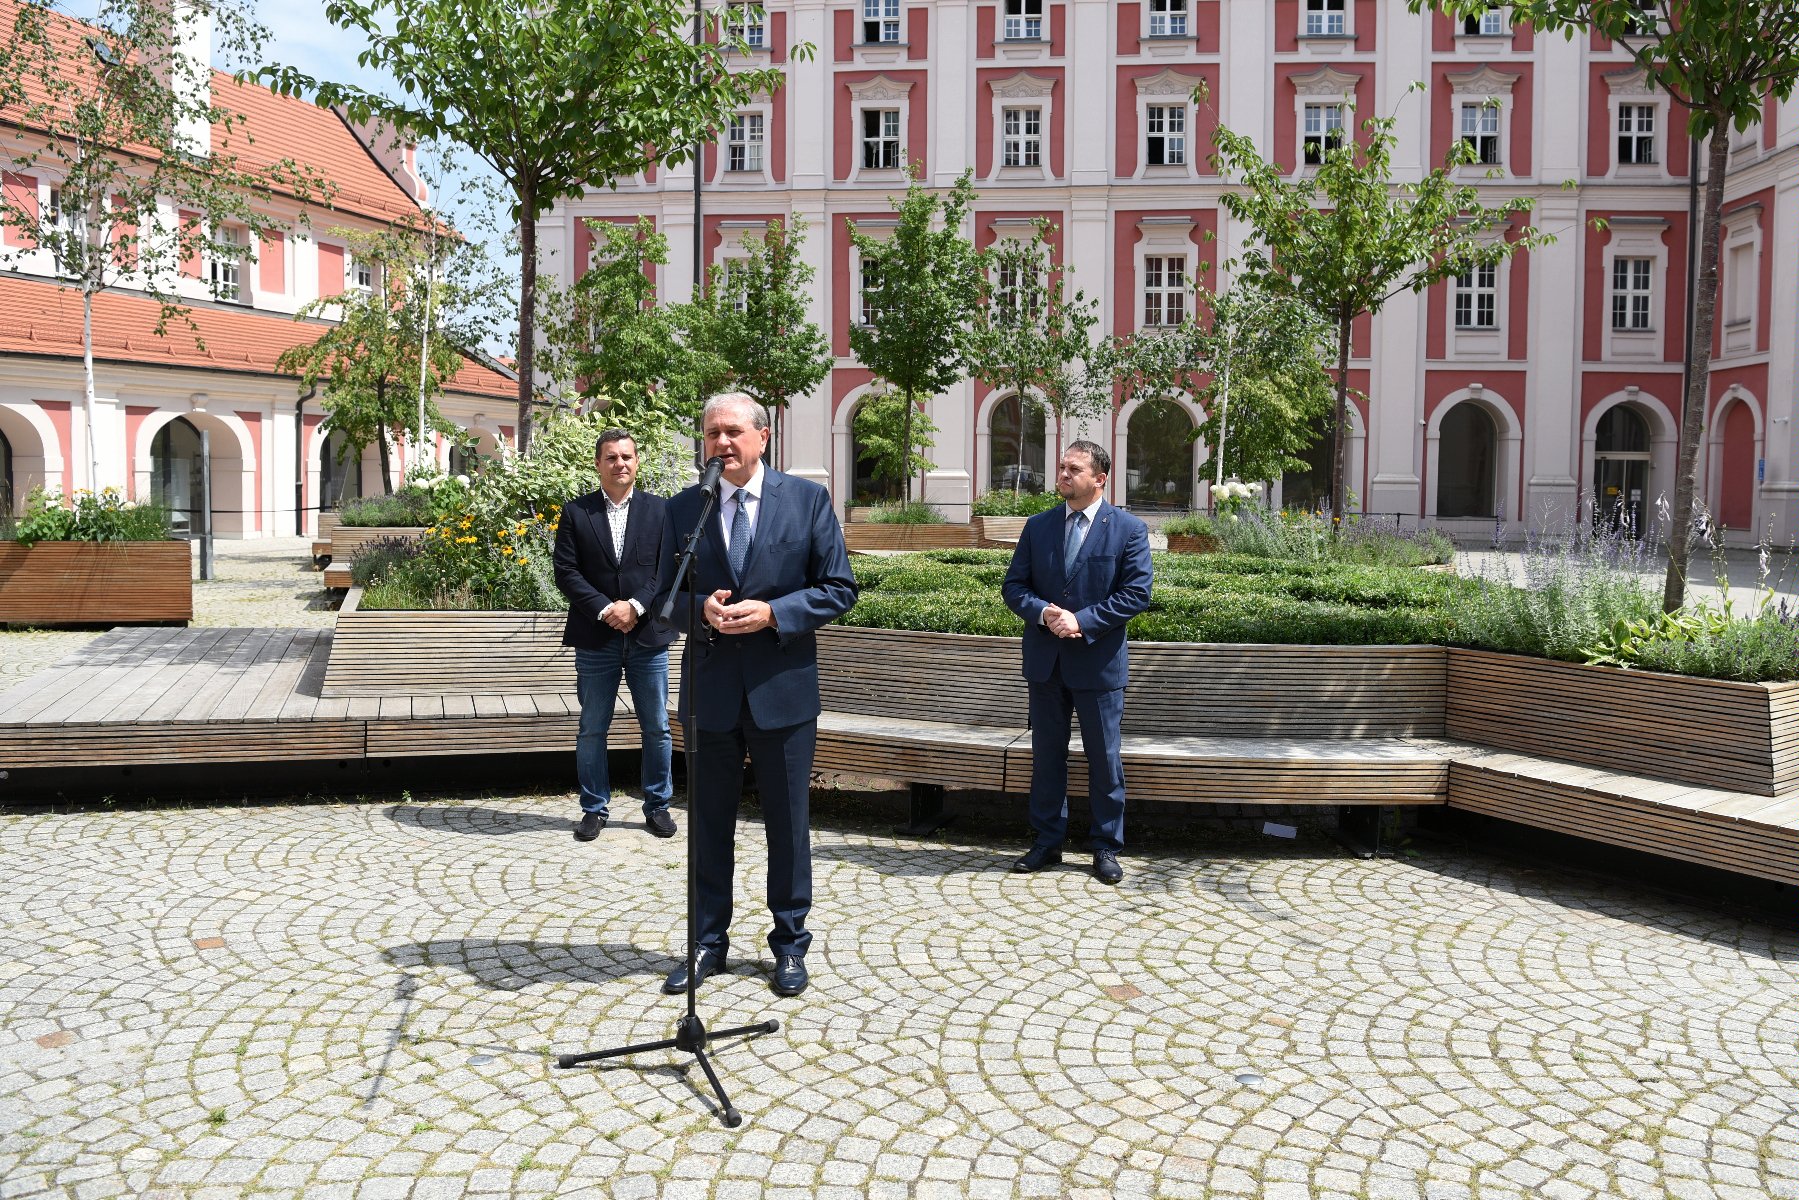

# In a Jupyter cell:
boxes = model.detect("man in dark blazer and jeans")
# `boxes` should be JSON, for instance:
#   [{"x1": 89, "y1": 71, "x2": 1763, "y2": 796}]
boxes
[
  {"x1": 1002, "y1": 440, "x2": 1153, "y2": 884},
  {"x1": 553, "y1": 428, "x2": 678, "y2": 841},
  {"x1": 656, "y1": 393, "x2": 857, "y2": 999}
]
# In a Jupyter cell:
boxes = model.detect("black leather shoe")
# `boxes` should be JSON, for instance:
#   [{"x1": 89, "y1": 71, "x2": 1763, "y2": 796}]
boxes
[
  {"x1": 662, "y1": 947, "x2": 724, "y2": 994},
  {"x1": 573, "y1": 812, "x2": 606, "y2": 842},
  {"x1": 1012, "y1": 844, "x2": 1063, "y2": 873},
  {"x1": 771, "y1": 955, "x2": 809, "y2": 997},
  {"x1": 1092, "y1": 850, "x2": 1123, "y2": 885},
  {"x1": 645, "y1": 808, "x2": 677, "y2": 838}
]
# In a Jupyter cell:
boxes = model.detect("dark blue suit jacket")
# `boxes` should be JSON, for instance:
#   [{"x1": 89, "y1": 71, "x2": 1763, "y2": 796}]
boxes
[
  {"x1": 553, "y1": 489, "x2": 678, "y2": 650},
  {"x1": 1001, "y1": 500, "x2": 1153, "y2": 690},
  {"x1": 659, "y1": 469, "x2": 858, "y2": 732}
]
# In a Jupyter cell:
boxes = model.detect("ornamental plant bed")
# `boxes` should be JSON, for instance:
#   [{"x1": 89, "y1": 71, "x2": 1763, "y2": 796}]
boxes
[
  {"x1": 1446, "y1": 648, "x2": 1799, "y2": 797},
  {"x1": 324, "y1": 586, "x2": 571, "y2": 696},
  {"x1": 321, "y1": 525, "x2": 428, "y2": 563},
  {"x1": 0, "y1": 540, "x2": 192, "y2": 625}
]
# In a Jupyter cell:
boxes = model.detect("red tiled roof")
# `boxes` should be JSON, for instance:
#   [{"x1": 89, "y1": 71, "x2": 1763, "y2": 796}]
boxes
[
  {"x1": 0, "y1": 273, "x2": 516, "y2": 401},
  {"x1": 0, "y1": 0, "x2": 423, "y2": 225}
]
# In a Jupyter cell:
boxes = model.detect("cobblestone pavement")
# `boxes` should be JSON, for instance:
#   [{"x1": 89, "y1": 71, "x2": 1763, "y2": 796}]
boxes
[
  {"x1": 1, "y1": 792, "x2": 1795, "y2": 1199},
  {"x1": 1, "y1": 538, "x2": 333, "y2": 690}
]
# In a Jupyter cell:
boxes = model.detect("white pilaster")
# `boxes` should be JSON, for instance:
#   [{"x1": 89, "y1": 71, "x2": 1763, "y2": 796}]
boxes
[{"x1": 1526, "y1": 191, "x2": 1582, "y2": 526}]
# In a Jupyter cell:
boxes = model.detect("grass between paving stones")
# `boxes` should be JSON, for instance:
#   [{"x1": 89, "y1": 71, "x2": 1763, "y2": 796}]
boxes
[{"x1": 845, "y1": 549, "x2": 1467, "y2": 646}]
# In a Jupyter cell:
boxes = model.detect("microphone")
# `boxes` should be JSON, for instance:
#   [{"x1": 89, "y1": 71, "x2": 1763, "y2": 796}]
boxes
[{"x1": 697, "y1": 455, "x2": 726, "y2": 496}]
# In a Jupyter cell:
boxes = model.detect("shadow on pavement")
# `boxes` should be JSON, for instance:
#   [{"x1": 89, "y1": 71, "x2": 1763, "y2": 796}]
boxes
[
  {"x1": 385, "y1": 939, "x2": 677, "y2": 989},
  {"x1": 384, "y1": 802, "x2": 574, "y2": 836}
]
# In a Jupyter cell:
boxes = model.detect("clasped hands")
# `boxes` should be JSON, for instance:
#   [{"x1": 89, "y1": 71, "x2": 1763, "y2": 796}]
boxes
[
  {"x1": 1043, "y1": 604, "x2": 1083, "y2": 639},
  {"x1": 599, "y1": 600, "x2": 639, "y2": 633},
  {"x1": 705, "y1": 588, "x2": 775, "y2": 635}
]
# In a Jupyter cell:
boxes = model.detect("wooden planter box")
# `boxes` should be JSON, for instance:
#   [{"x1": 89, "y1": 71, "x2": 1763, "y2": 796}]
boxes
[
  {"x1": 1165, "y1": 532, "x2": 1221, "y2": 554},
  {"x1": 842, "y1": 523, "x2": 980, "y2": 552},
  {"x1": 973, "y1": 516, "x2": 1028, "y2": 547},
  {"x1": 1447, "y1": 648, "x2": 1799, "y2": 796},
  {"x1": 324, "y1": 587, "x2": 573, "y2": 696},
  {"x1": 322, "y1": 525, "x2": 428, "y2": 562},
  {"x1": 0, "y1": 540, "x2": 192, "y2": 624}
]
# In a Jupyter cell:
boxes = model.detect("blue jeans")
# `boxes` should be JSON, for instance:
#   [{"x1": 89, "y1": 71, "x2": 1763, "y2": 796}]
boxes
[{"x1": 575, "y1": 640, "x2": 673, "y2": 819}]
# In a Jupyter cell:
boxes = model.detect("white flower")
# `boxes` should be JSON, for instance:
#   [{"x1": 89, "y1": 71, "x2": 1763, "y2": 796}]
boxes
[
  {"x1": 455, "y1": 474, "x2": 470, "y2": 487},
  {"x1": 1209, "y1": 483, "x2": 1228, "y2": 501},
  {"x1": 121, "y1": 500, "x2": 137, "y2": 510},
  {"x1": 1227, "y1": 481, "x2": 1252, "y2": 500}
]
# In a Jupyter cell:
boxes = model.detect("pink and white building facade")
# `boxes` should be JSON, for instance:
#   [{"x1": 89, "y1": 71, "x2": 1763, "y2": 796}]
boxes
[{"x1": 544, "y1": 0, "x2": 1799, "y2": 542}]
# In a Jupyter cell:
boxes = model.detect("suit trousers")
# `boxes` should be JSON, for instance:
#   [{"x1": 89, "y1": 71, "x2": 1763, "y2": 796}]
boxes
[
  {"x1": 1027, "y1": 660, "x2": 1128, "y2": 854},
  {"x1": 691, "y1": 701, "x2": 817, "y2": 960}
]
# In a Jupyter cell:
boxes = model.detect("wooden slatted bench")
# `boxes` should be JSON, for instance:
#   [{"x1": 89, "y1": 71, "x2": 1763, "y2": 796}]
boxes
[{"x1": 842, "y1": 524, "x2": 981, "y2": 553}]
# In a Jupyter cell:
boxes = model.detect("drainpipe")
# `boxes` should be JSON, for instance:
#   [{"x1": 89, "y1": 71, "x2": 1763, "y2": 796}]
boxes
[{"x1": 295, "y1": 384, "x2": 316, "y2": 537}]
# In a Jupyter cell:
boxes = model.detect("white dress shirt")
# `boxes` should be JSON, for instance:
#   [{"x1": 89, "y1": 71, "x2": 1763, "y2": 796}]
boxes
[
  {"x1": 719, "y1": 463, "x2": 765, "y2": 554},
  {"x1": 601, "y1": 486, "x2": 645, "y2": 616}
]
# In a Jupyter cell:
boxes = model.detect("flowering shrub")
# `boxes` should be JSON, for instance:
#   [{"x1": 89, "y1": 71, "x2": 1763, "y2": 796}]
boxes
[
  {"x1": 13, "y1": 487, "x2": 172, "y2": 545},
  {"x1": 971, "y1": 489, "x2": 1062, "y2": 517},
  {"x1": 1209, "y1": 478, "x2": 1262, "y2": 519}
]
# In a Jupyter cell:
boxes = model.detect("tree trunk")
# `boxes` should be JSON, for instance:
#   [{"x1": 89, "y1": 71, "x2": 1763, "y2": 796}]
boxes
[
  {"x1": 1662, "y1": 125, "x2": 1730, "y2": 614},
  {"x1": 515, "y1": 195, "x2": 538, "y2": 457},
  {"x1": 1331, "y1": 310, "x2": 1353, "y2": 516},
  {"x1": 901, "y1": 387, "x2": 916, "y2": 504},
  {"x1": 376, "y1": 378, "x2": 394, "y2": 494},
  {"x1": 1014, "y1": 393, "x2": 1027, "y2": 496},
  {"x1": 82, "y1": 287, "x2": 98, "y2": 492}
]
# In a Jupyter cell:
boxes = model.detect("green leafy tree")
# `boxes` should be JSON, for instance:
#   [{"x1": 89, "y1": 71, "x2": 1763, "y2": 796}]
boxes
[
  {"x1": 535, "y1": 217, "x2": 725, "y2": 423},
  {"x1": 1211, "y1": 96, "x2": 1544, "y2": 512},
  {"x1": 277, "y1": 229, "x2": 475, "y2": 494},
  {"x1": 677, "y1": 216, "x2": 832, "y2": 466},
  {"x1": 0, "y1": 0, "x2": 321, "y2": 490},
  {"x1": 852, "y1": 386, "x2": 938, "y2": 501},
  {"x1": 1414, "y1": 1, "x2": 1799, "y2": 608},
  {"x1": 848, "y1": 167, "x2": 985, "y2": 503},
  {"x1": 963, "y1": 219, "x2": 1105, "y2": 493},
  {"x1": 256, "y1": 0, "x2": 801, "y2": 456}
]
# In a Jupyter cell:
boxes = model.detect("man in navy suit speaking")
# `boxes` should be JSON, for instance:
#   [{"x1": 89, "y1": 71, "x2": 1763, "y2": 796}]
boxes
[
  {"x1": 553, "y1": 429, "x2": 679, "y2": 842},
  {"x1": 657, "y1": 393, "x2": 857, "y2": 998},
  {"x1": 1002, "y1": 440, "x2": 1153, "y2": 884}
]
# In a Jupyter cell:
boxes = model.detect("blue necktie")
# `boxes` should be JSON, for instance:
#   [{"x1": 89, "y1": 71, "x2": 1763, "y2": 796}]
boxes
[
  {"x1": 1063, "y1": 511, "x2": 1086, "y2": 580},
  {"x1": 728, "y1": 491, "x2": 752, "y2": 581}
]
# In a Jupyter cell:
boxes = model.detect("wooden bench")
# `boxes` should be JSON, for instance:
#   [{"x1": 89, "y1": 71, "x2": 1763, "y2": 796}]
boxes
[{"x1": 842, "y1": 524, "x2": 980, "y2": 553}]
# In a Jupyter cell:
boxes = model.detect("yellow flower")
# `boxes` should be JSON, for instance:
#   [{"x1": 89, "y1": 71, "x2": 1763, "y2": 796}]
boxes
[
  {"x1": 457, "y1": 535, "x2": 477, "y2": 544},
  {"x1": 501, "y1": 546, "x2": 514, "y2": 556}
]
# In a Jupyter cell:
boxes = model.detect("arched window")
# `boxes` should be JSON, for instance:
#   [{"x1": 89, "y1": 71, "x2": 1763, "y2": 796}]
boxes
[
  {"x1": 1594, "y1": 404, "x2": 1651, "y2": 537},
  {"x1": 850, "y1": 400, "x2": 900, "y2": 505},
  {"x1": 151, "y1": 417, "x2": 204, "y2": 536},
  {"x1": 448, "y1": 441, "x2": 478, "y2": 479},
  {"x1": 989, "y1": 393, "x2": 1046, "y2": 493},
  {"x1": 1436, "y1": 403, "x2": 1497, "y2": 518},
  {"x1": 1718, "y1": 401, "x2": 1755, "y2": 532},
  {"x1": 1125, "y1": 398, "x2": 1194, "y2": 510},
  {"x1": 319, "y1": 428, "x2": 363, "y2": 511},
  {"x1": 0, "y1": 427, "x2": 12, "y2": 520},
  {"x1": 1281, "y1": 429, "x2": 1334, "y2": 513}
]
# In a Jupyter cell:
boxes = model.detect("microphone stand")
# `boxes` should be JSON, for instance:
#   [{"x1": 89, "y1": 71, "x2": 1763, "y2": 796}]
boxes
[{"x1": 554, "y1": 472, "x2": 777, "y2": 1128}]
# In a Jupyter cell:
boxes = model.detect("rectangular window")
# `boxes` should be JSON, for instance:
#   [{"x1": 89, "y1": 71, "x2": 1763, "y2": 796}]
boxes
[
  {"x1": 1304, "y1": 0, "x2": 1345, "y2": 36},
  {"x1": 1459, "y1": 102, "x2": 1501, "y2": 166},
  {"x1": 859, "y1": 256, "x2": 882, "y2": 326},
  {"x1": 718, "y1": 257, "x2": 751, "y2": 314},
  {"x1": 1627, "y1": 0, "x2": 1658, "y2": 34},
  {"x1": 994, "y1": 262, "x2": 1041, "y2": 317},
  {"x1": 1145, "y1": 105, "x2": 1186, "y2": 166},
  {"x1": 727, "y1": 3, "x2": 765, "y2": 48},
  {"x1": 1462, "y1": 9, "x2": 1506, "y2": 35},
  {"x1": 210, "y1": 225, "x2": 245, "y2": 302},
  {"x1": 1001, "y1": 107, "x2": 1042, "y2": 168},
  {"x1": 1149, "y1": 0, "x2": 1188, "y2": 37},
  {"x1": 1003, "y1": 0, "x2": 1042, "y2": 40},
  {"x1": 350, "y1": 254, "x2": 374, "y2": 292},
  {"x1": 726, "y1": 113, "x2": 764, "y2": 172},
  {"x1": 1610, "y1": 257, "x2": 1654, "y2": 331},
  {"x1": 863, "y1": 0, "x2": 900, "y2": 43},
  {"x1": 1726, "y1": 241, "x2": 1754, "y2": 327},
  {"x1": 1302, "y1": 103, "x2": 1344, "y2": 165},
  {"x1": 1142, "y1": 255, "x2": 1186, "y2": 327},
  {"x1": 1617, "y1": 104, "x2": 1657, "y2": 165},
  {"x1": 1454, "y1": 263, "x2": 1498, "y2": 330},
  {"x1": 862, "y1": 108, "x2": 901, "y2": 169}
]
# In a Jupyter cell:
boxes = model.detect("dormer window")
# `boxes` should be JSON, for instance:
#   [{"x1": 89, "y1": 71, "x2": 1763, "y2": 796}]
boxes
[
  {"x1": 1003, "y1": 0, "x2": 1042, "y2": 40},
  {"x1": 210, "y1": 225, "x2": 246, "y2": 302},
  {"x1": 1304, "y1": 0, "x2": 1345, "y2": 37},
  {"x1": 862, "y1": 0, "x2": 900, "y2": 43},
  {"x1": 726, "y1": 4, "x2": 765, "y2": 49},
  {"x1": 1148, "y1": 0, "x2": 1188, "y2": 37},
  {"x1": 349, "y1": 254, "x2": 375, "y2": 292}
]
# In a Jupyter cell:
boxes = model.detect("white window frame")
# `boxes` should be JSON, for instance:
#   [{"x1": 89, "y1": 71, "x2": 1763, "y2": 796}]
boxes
[
  {"x1": 857, "y1": 250, "x2": 884, "y2": 327},
  {"x1": 1302, "y1": 0, "x2": 1348, "y2": 39},
  {"x1": 1603, "y1": 66, "x2": 1669, "y2": 181},
  {"x1": 725, "y1": 111, "x2": 766, "y2": 174},
  {"x1": 1301, "y1": 102, "x2": 1345, "y2": 165},
  {"x1": 848, "y1": 75, "x2": 913, "y2": 182},
  {"x1": 1001, "y1": 106, "x2": 1042, "y2": 168},
  {"x1": 348, "y1": 253, "x2": 375, "y2": 293},
  {"x1": 1145, "y1": 104, "x2": 1186, "y2": 167},
  {"x1": 1459, "y1": 102, "x2": 1502, "y2": 166},
  {"x1": 1133, "y1": 69, "x2": 1199, "y2": 180},
  {"x1": 1134, "y1": 218, "x2": 1193, "y2": 333},
  {"x1": 1454, "y1": 263, "x2": 1498, "y2": 331},
  {"x1": 1446, "y1": 67, "x2": 1517, "y2": 176},
  {"x1": 725, "y1": 3, "x2": 765, "y2": 49},
  {"x1": 1610, "y1": 258, "x2": 1654, "y2": 332},
  {"x1": 208, "y1": 223, "x2": 249, "y2": 304},
  {"x1": 1617, "y1": 103, "x2": 1657, "y2": 165},
  {"x1": 987, "y1": 72, "x2": 1057, "y2": 181},
  {"x1": 1003, "y1": 0, "x2": 1043, "y2": 41},
  {"x1": 1459, "y1": 7, "x2": 1508, "y2": 37},
  {"x1": 1147, "y1": 0, "x2": 1189, "y2": 38},
  {"x1": 1601, "y1": 217, "x2": 1667, "y2": 362},
  {"x1": 1290, "y1": 66, "x2": 1358, "y2": 171},
  {"x1": 1720, "y1": 204, "x2": 1762, "y2": 356},
  {"x1": 862, "y1": 0, "x2": 901, "y2": 44},
  {"x1": 862, "y1": 107, "x2": 902, "y2": 171}
]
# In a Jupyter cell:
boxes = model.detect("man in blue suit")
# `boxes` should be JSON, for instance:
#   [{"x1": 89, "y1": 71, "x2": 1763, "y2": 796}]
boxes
[
  {"x1": 1001, "y1": 440, "x2": 1153, "y2": 884},
  {"x1": 657, "y1": 393, "x2": 858, "y2": 998},
  {"x1": 553, "y1": 429, "x2": 678, "y2": 841}
]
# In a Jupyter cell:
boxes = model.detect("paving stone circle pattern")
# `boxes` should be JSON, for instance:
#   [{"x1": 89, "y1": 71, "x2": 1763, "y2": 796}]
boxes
[{"x1": 1, "y1": 792, "x2": 1795, "y2": 1199}]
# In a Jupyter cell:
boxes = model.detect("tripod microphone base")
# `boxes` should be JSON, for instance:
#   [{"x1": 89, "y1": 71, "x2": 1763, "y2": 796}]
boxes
[{"x1": 554, "y1": 1014, "x2": 781, "y2": 1126}]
